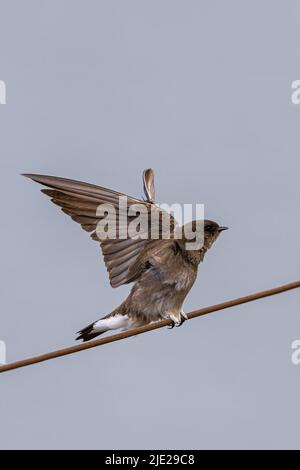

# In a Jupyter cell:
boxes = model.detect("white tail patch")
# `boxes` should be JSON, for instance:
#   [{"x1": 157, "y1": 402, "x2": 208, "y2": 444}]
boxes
[{"x1": 93, "y1": 314, "x2": 133, "y2": 333}]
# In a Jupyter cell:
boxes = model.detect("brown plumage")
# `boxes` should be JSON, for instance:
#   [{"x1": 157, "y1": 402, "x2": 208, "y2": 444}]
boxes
[{"x1": 23, "y1": 169, "x2": 228, "y2": 341}]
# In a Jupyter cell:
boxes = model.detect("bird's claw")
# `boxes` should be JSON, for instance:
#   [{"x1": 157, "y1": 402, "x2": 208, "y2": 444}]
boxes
[
  {"x1": 167, "y1": 314, "x2": 187, "y2": 329},
  {"x1": 176, "y1": 315, "x2": 186, "y2": 327}
]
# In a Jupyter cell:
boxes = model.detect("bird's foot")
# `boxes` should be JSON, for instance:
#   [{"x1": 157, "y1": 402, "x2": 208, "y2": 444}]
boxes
[
  {"x1": 181, "y1": 310, "x2": 188, "y2": 321},
  {"x1": 176, "y1": 315, "x2": 186, "y2": 327},
  {"x1": 167, "y1": 312, "x2": 187, "y2": 329}
]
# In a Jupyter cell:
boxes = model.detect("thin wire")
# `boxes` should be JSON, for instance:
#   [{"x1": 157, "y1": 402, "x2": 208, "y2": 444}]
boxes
[{"x1": 1, "y1": 279, "x2": 300, "y2": 374}]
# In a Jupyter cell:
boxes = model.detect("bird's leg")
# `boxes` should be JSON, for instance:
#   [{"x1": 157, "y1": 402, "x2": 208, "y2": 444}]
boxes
[
  {"x1": 181, "y1": 310, "x2": 188, "y2": 320},
  {"x1": 176, "y1": 310, "x2": 188, "y2": 327},
  {"x1": 167, "y1": 320, "x2": 176, "y2": 329}
]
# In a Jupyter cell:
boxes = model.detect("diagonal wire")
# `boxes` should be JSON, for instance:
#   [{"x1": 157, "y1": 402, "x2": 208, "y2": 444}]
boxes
[{"x1": 0, "y1": 280, "x2": 300, "y2": 374}]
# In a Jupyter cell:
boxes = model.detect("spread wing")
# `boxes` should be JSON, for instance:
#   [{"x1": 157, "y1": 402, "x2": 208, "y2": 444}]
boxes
[{"x1": 23, "y1": 173, "x2": 175, "y2": 287}]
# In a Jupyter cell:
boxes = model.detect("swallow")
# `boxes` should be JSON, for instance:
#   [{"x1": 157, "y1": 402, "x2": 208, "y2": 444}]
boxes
[{"x1": 23, "y1": 169, "x2": 228, "y2": 341}]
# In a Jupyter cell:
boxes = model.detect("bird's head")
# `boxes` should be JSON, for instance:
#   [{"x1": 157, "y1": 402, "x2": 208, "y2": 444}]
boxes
[
  {"x1": 176, "y1": 219, "x2": 228, "y2": 252},
  {"x1": 202, "y1": 219, "x2": 228, "y2": 249}
]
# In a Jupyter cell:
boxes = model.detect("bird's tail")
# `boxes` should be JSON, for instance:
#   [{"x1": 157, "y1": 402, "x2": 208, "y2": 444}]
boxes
[
  {"x1": 75, "y1": 322, "x2": 104, "y2": 342},
  {"x1": 76, "y1": 311, "x2": 133, "y2": 342}
]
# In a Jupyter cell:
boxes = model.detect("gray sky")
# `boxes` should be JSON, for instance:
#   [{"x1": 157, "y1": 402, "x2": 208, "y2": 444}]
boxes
[{"x1": 0, "y1": 0, "x2": 300, "y2": 449}]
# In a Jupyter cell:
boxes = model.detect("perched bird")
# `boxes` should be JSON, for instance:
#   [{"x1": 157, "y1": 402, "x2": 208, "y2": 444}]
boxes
[{"x1": 23, "y1": 169, "x2": 228, "y2": 341}]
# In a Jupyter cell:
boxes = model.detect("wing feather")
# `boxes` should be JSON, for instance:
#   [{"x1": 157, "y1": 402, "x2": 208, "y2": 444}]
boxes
[{"x1": 24, "y1": 173, "x2": 175, "y2": 287}]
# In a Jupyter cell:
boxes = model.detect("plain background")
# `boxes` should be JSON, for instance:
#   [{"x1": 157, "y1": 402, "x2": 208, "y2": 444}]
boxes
[{"x1": 0, "y1": 0, "x2": 300, "y2": 449}]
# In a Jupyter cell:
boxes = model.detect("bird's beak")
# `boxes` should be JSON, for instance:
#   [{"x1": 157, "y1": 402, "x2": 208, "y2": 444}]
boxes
[{"x1": 218, "y1": 226, "x2": 229, "y2": 232}]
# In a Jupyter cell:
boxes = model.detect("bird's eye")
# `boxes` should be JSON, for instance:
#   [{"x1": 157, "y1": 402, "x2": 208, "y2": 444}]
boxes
[{"x1": 205, "y1": 224, "x2": 212, "y2": 231}]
